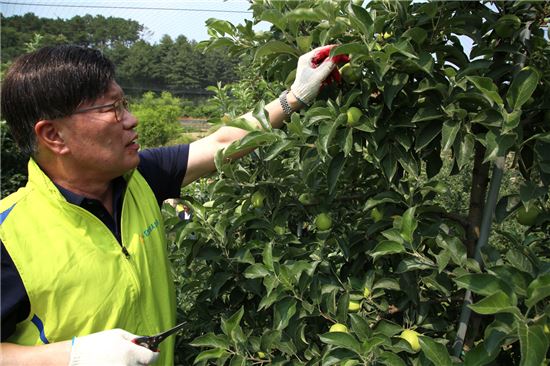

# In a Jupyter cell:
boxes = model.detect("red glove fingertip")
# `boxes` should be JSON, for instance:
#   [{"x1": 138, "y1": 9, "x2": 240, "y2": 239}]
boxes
[
  {"x1": 311, "y1": 45, "x2": 334, "y2": 67},
  {"x1": 332, "y1": 54, "x2": 350, "y2": 64}
]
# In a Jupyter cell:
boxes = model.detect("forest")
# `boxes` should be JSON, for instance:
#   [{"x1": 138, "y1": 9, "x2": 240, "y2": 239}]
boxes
[{"x1": 1, "y1": 12, "x2": 239, "y2": 97}]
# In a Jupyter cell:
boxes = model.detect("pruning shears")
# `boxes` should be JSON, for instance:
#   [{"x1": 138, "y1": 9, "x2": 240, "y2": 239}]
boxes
[{"x1": 132, "y1": 321, "x2": 187, "y2": 352}]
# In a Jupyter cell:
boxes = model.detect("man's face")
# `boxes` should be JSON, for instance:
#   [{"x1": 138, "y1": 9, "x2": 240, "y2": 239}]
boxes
[{"x1": 54, "y1": 81, "x2": 140, "y2": 180}]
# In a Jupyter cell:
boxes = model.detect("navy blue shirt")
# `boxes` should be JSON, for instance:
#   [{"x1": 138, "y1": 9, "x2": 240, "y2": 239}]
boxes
[{"x1": 0, "y1": 145, "x2": 189, "y2": 341}]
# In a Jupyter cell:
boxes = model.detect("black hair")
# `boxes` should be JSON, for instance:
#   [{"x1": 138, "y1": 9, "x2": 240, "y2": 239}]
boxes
[{"x1": 0, "y1": 45, "x2": 115, "y2": 156}]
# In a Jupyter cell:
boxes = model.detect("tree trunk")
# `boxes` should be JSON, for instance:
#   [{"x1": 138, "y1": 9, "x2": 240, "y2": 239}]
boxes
[{"x1": 466, "y1": 141, "x2": 490, "y2": 258}]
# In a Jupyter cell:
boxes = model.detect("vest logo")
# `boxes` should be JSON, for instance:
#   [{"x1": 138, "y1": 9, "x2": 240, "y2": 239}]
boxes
[{"x1": 139, "y1": 219, "x2": 159, "y2": 244}]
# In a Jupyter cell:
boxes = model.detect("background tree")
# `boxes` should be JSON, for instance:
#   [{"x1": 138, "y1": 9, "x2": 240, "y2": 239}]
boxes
[
  {"x1": 132, "y1": 91, "x2": 183, "y2": 148},
  {"x1": 0, "y1": 13, "x2": 239, "y2": 97}
]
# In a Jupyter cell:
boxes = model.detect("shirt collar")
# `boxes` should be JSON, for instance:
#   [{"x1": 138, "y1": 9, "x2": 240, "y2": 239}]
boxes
[{"x1": 54, "y1": 176, "x2": 127, "y2": 206}]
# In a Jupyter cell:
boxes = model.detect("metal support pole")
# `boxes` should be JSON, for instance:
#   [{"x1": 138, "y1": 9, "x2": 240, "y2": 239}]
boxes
[{"x1": 452, "y1": 157, "x2": 505, "y2": 356}]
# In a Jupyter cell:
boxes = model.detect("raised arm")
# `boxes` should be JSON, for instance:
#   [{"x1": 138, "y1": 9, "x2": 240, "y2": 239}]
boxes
[{"x1": 182, "y1": 45, "x2": 348, "y2": 186}]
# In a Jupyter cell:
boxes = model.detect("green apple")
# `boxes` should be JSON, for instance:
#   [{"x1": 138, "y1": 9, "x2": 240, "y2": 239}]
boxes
[
  {"x1": 257, "y1": 351, "x2": 266, "y2": 359},
  {"x1": 516, "y1": 203, "x2": 541, "y2": 226},
  {"x1": 251, "y1": 191, "x2": 265, "y2": 208},
  {"x1": 274, "y1": 225, "x2": 286, "y2": 235},
  {"x1": 329, "y1": 323, "x2": 349, "y2": 333},
  {"x1": 340, "y1": 63, "x2": 362, "y2": 83},
  {"x1": 299, "y1": 193, "x2": 314, "y2": 205},
  {"x1": 315, "y1": 213, "x2": 332, "y2": 231},
  {"x1": 363, "y1": 287, "x2": 371, "y2": 298},
  {"x1": 347, "y1": 107, "x2": 363, "y2": 126},
  {"x1": 348, "y1": 300, "x2": 361, "y2": 312},
  {"x1": 400, "y1": 329, "x2": 421, "y2": 352}
]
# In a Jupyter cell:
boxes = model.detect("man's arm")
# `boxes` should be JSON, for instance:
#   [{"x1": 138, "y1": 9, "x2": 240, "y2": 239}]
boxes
[
  {"x1": 182, "y1": 92, "x2": 301, "y2": 186},
  {"x1": 182, "y1": 45, "x2": 347, "y2": 187},
  {"x1": 0, "y1": 329, "x2": 158, "y2": 366},
  {"x1": 0, "y1": 342, "x2": 71, "y2": 366}
]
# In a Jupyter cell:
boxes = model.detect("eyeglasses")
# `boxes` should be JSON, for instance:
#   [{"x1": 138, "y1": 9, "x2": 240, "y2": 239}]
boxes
[{"x1": 73, "y1": 97, "x2": 129, "y2": 123}]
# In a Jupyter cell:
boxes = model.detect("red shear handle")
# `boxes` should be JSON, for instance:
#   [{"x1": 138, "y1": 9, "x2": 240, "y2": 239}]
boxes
[{"x1": 131, "y1": 336, "x2": 160, "y2": 352}]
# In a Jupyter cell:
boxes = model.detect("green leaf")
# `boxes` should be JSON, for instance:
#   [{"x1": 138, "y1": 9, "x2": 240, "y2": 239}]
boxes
[
  {"x1": 365, "y1": 192, "x2": 403, "y2": 210},
  {"x1": 400, "y1": 206, "x2": 417, "y2": 244},
  {"x1": 285, "y1": 7, "x2": 324, "y2": 22},
  {"x1": 386, "y1": 40, "x2": 419, "y2": 60},
  {"x1": 396, "y1": 257, "x2": 434, "y2": 273},
  {"x1": 344, "y1": 127, "x2": 353, "y2": 156},
  {"x1": 482, "y1": 130, "x2": 516, "y2": 163},
  {"x1": 319, "y1": 113, "x2": 346, "y2": 156},
  {"x1": 194, "y1": 348, "x2": 230, "y2": 363},
  {"x1": 221, "y1": 307, "x2": 244, "y2": 337},
  {"x1": 518, "y1": 323, "x2": 549, "y2": 366},
  {"x1": 402, "y1": 27, "x2": 428, "y2": 45},
  {"x1": 506, "y1": 66, "x2": 541, "y2": 111},
  {"x1": 502, "y1": 109, "x2": 521, "y2": 133},
  {"x1": 454, "y1": 274, "x2": 508, "y2": 296},
  {"x1": 243, "y1": 263, "x2": 271, "y2": 279},
  {"x1": 463, "y1": 341, "x2": 499, "y2": 365},
  {"x1": 412, "y1": 107, "x2": 444, "y2": 123},
  {"x1": 415, "y1": 121, "x2": 441, "y2": 151},
  {"x1": 384, "y1": 73, "x2": 408, "y2": 109},
  {"x1": 263, "y1": 242, "x2": 274, "y2": 271},
  {"x1": 435, "y1": 249, "x2": 451, "y2": 274},
  {"x1": 349, "y1": 314, "x2": 372, "y2": 340},
  {"x1": 328, "y1": 152, "x2": 345, "y2": 196},
  {"x1": 419, "y1": 337, "x2": 452, "y2": 366},
  {"x1": 252, "y1": 101, "x2": 272, "y2": 131},
  {"x1": 526, "y1": 274, "x2": 550, "y2": 309},
  {"x1": 258, "y1": 9, "x2": 286, "y2": 31},
  {"x1": 378, "y1": 352, "x2": 406, "y2": 366},
  {"x1": 468, "y1": 291, "x2": 521, "y2": 317},
  {"x1": 254, "y1": 40, "x2": 299, "y2": 61},
  {"x1": 371, "y1": 240, "x2": 406, "y2": 261},
  {"x1": 347, "y1": 4, "x2": 373, "y2": 38},
  {"x1": 441, "y1": 120, "x2": 460, "y2": 152},
  {"x1": 223, "y1": 131, "x2": 280, "y2": 157},
  {"x1": 273, "y1": 297, "x2": 297, "y2": 330},
  {"x1": 436, "y1": 235, "x2": 467, "y2": 266},
  {"x1": 229, "y1": 355, "x2": 246, "y2": 366},
  {"x1": 319, "y1": 332, "x2": 362, "y2": 355},
  {"x1": 456, "y1": 133, "x2": 474, "y2": 169},
  {"x1": 190, "y1": 333, "x2": 230, "y2": 349},
  {"x1": 381, "y1": 148, "x2": 398, "y2": 182},
  {"x1": 205, "y1": 18, "x2": 236, "y2": 36},
  {"x1": 225, "y1": 117, "x2": 260, "y2": 132},
  {"x1": 331, "y1": 42, "x2": 369, "y2": 57},
  {"x1": 374, "y1": 320, "x2": 402, "y2": 337},
  {"x1": 264, "y1": 140, "x2": 293, "y2": 161},
  {"x1": 519, "y1": 181, "x2": 548, "y2": 203},
  {"x1": 466, "y1": 76, "x2": 503, "y2": 106}
]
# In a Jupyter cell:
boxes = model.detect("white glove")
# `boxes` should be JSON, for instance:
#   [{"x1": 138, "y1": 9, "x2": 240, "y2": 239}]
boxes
[
  {"x1": 290, "y1": 45, "x2": 348, "y2": 105},
  {"x1": 68, "y1": 329, "x2": 159, "y2": 366}
]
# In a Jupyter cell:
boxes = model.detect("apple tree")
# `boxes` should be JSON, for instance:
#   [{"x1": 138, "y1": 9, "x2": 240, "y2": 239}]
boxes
[{"x1": 167, "y1": 1, "x2": 550, "y2": 364}]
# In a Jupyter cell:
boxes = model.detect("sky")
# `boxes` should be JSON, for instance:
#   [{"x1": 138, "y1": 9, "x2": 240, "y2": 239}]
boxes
[{"x1": 0, "y1": 0, "x2": 263, "y2": 43}]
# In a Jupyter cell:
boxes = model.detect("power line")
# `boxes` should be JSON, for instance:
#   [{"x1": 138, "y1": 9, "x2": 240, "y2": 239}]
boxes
[{"x1": 0, "y1": 1, "x2": 251, "y2": 14}]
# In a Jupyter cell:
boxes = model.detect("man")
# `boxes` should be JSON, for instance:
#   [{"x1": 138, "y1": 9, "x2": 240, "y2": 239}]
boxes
[{"x1": 0, "y1": 44, "x2": 346, "y2": 365}]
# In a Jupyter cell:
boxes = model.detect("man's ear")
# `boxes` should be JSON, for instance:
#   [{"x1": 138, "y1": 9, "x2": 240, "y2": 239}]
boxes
[{"x1": 34, "y1": 120, "x2": 70, "y2": 155}]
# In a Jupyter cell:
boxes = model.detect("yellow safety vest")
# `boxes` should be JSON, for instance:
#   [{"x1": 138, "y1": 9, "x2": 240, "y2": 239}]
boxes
[{"x1": 0, "y1": 159, "x2": 176, "y2": 365}]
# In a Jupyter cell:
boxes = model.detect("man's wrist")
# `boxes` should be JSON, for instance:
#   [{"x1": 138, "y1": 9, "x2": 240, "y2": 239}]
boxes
[{"x1": 287, "y1": 90, "x2": 307, "y2": 111}]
